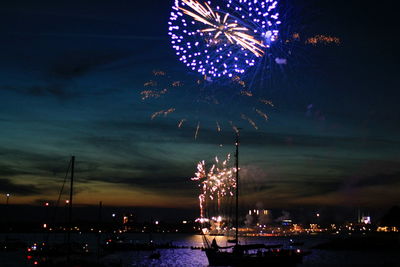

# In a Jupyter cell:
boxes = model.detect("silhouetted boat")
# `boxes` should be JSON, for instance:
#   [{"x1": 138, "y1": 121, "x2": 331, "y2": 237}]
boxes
[
  {"x1": 202, "y1": 131, "x2": 310, "y2": 266},
  {"x1": 205, "y1": 246, "x2": 307, "y2": 266}
]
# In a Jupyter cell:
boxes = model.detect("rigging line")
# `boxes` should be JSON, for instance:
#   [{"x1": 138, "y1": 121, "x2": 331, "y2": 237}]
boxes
[{"x1": 46, "y1": 158, "x2": 72, "y2": 242}]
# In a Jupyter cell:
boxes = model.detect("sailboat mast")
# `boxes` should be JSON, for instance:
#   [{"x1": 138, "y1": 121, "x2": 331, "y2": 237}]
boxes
[
  {"x1": 235, "y1": 131, "x2": 239, "y2": 243},
  {"x1": 67, "y1": 155, "x2": 74, "y2": 260},
  {"x1": 69, "y1": 156, "x2": 74, "y2": 230}
]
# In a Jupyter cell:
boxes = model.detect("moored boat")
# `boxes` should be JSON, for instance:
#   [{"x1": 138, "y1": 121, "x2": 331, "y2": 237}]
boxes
[{"x1": 203, "y1": 131, "x2": 311, "y2": 266}]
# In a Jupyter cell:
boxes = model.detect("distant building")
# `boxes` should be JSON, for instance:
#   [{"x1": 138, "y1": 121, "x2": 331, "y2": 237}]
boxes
[
  {"x1": 377, "y1": 226, "x2": 399, "y2": 232},
  {"x1": 357, "y1": 209, "x2": 372, "y2": 224},
  {"x1": 248, "y1": 209, "x2": 269, "y2": 216},
  {"x1": 361, "y1": 216, "x2": 371, "y2": 225},
  {"x1": 246, "y1": 209, "x2": 271, "y2": 228},
  {"x1": 122, "y1": 213, "x2": 135, "y2": 231}
]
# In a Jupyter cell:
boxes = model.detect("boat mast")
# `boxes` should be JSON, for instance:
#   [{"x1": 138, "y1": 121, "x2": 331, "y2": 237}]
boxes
[
  {"x1": 235, "y1": 130, "x2": 240, "y2": 244},
  {"x1": 67, "y1": 156, "x2": 74, "y2": 260},
  {"x1": 69, "y1": 156, "x2": 74, "y2": 229}
]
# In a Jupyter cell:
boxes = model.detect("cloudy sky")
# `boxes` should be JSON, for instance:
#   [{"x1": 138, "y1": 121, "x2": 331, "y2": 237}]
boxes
[{"x1": 0, "y1": 0, "x2": 399, "y2": 216}]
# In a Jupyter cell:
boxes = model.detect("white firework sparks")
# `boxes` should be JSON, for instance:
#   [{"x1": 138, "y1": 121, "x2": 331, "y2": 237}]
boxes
[
  {"x1": 178, "y1": 0, "x2": 266, "y2": 57},
  {"x1": 191, "y1": 154, "x2": 236, "y2": 220}
]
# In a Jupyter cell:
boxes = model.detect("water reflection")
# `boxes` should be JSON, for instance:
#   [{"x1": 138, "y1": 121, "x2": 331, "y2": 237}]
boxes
[{"x1": 1, "y1": 233, "x2": 400, "y2": 266}]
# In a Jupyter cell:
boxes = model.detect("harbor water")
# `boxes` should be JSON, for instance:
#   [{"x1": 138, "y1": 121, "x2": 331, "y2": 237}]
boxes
[{"x1": 1, "y1": 233, "x2": 399, "y2": 266}]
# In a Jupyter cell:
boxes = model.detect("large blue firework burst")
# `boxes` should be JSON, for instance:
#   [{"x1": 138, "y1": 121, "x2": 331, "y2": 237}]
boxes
[{"x1": 168, "y1": 0, "x2": 281, "y2": 78}]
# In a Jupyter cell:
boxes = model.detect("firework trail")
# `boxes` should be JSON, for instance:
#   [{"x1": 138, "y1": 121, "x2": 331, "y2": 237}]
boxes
[
  {"x1": 259, "y1": 99, "x2": 275, "y2": 107},
  {"x1": 194, "y1": 122, "x2": 200, "y2": 140},
  {"x1": 151, "y1": 108, "x2": 176, "y2": 120},
  {"x1": 306, "y1": 35, "x2": 341, "y2": 45},
  {"x1": 255, "y1": 108, "x2": 269, "y2": 121},
  {"x1": 241, "y1": 114, "x2": 258, "y2": 130},
  {"x1": 140, "y1": 66, "x2": 276, "y2": 138},
  {"x1": 140, "y1": 88, "x2": 168, "y2": 100},
  {"x1": 144, "y1": 80, "x2": 157, "y2": 87},
  {"x1": 178, "y1": 118, "x2": 186, "y2": 128},
  {"x1": 240, "y1": 90, "x2": 253, "y2": 97},
  {"x1": 216, "y1": 121, "x2": 221, "y2": 132},
  {"x1": 229, "y1": 121, "x2": 239, "y2": 134},
  {"x1": 153, "y1": 70, "x2": 167, "y2": 76}
]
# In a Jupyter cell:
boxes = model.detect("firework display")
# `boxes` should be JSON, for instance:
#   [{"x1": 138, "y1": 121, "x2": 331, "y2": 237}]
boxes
[
  {"x1": 168, "y1": 0, "x2": 281, "y2": 78},
  {"x1": 138, "y1": 2, "x2": 342, "y2": 139},
  {"x1": 191, "y1": 154, "x2": 236, "y2": 221}
]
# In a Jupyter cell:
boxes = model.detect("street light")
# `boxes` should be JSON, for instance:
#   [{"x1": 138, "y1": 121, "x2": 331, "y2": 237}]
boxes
[
  {"x1": 316, "y1": 213, "x2": 321, "y2": 229},
  {"x1": 43, "y1": 202, "x2": 50, "y2": 231}
]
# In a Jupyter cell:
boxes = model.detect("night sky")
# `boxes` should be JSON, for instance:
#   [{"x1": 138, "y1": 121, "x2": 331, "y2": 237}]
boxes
[{"x1": 0, "y1": 0, "x2": 399, "y2": 219}]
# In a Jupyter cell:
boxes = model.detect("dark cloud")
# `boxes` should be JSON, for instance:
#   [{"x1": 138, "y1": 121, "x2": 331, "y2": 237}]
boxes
[
  {"x1": 0, "y1": 84, "x2": 75, "y2": 99},
  {"x1": 33, "y1": 159, "x2": 99, "y2": 177},
  {"x1": 90, "y1": 120, "x2": 198, "y2": 142},
  {"x1": 242, "y1": 178, "x2": 343, "y2": 200},
  {"x1": 50, "y1": 50, "x2": 129, "y2": 79},
  {"x1": 239, "y1": 131, "x2": 400, "y2": 150},
  {"x1": 75, "y1": 156, "x2": 194, "y2": 192},
  {"x1": 0, "y1": 83, "x2": 127, "y2": 100},
  {"x1": 293, "y1": 180, "x2": 343, "y2": 198},
  {"x1": 0, "y1": 163, "x2": 31, "y2": 176},
  {"x1": 76, "y1": 135, "x2": 141, "y2": 154},
  {"x1": 0, "y1": 178, "x2": 42, "y2": 196},
  {"x1": 0, "y1": 47, "x2": 134, "y2": 100},
  {"x1": 90, "y1": 119, "x2": 400, "y2": 152},
  {"x1": 97, "y1": 175, "x2": 190, "y2": 190},
  {"x1": 82, "y1": 174, "x2": 194, "y2": 197},
  {"x1": 245, "y1": 184, "x2": 275, "y2": 193},
  {"x1": 0, "y1": 147, "x2": 75, "y2": 178},
  {"x1": 353, "y1": 172, "x2": 400, "y2": 188},
  {"x1": 27, "y1": 85, "x2": 69, "y2": 97}
]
